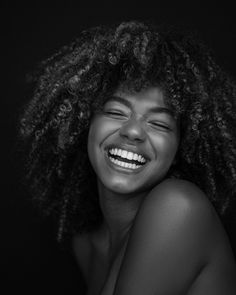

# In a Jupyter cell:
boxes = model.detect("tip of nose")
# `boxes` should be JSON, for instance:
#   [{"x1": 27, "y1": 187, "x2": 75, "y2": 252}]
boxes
[{"x1": 119, "y1": 118, "x2": 146, "y2": 142}]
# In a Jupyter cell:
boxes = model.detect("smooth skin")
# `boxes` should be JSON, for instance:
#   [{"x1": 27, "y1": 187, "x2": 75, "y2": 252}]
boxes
[
  {"x1": 72, "y1": 87, "x2": 236, "y2": 295},
  {"x1": 88, "y1": 86, "x2": 179, "y2": 196}
]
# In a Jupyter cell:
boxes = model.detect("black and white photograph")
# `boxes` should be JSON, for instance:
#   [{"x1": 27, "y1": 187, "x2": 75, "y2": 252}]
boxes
[{"x1": 3, "y1": 2, "x2": 236, "y2": 294}]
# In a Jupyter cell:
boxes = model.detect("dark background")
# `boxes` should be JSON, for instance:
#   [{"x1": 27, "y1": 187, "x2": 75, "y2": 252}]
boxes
[{"x1": 2, "y1": 2, "x2": 236, "y2": 294}]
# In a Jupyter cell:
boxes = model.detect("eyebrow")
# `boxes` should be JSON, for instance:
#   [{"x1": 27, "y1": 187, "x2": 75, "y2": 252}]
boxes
[{"x1": 108, "y1": 95, "x2": 174, "y2": 117}]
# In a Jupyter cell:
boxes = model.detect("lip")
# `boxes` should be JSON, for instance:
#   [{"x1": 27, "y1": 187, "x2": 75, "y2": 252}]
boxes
[
  {"x1": 104, "y1": 148, "x2": 148, "y2": 174},
  {"x1": 105, "y1": 144, "x2": 151, "y2": 162}
]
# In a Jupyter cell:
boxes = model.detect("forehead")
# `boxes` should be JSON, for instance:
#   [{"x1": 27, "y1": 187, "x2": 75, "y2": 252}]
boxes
[{"x1": 113, "y1": 86, "x2": 167, "y2": 107}]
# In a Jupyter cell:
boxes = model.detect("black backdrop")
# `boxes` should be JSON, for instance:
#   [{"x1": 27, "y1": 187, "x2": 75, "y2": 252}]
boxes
[{"x1": 2, "y1": 2, "x2": 236, "y2": 294}]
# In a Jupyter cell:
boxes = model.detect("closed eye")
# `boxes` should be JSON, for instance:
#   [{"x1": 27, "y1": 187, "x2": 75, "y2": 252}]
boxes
[
  {"x1": 104, "y1": 110, "x2": 128, "y2": 118},
  {"x1": 149, "y1": 121, "x2": 171, "y2": 131},
  {"x1": 106, "y1": 111, "x2": 123, "y2": 115}
]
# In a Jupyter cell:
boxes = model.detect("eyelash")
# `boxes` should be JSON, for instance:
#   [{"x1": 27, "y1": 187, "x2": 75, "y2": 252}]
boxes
[
  {"x1": 149, "y1": 122, "x2": 171, "y2": 130},
  {"x1": 104, "y1": 110, "x2": 127, "y2": 117}
]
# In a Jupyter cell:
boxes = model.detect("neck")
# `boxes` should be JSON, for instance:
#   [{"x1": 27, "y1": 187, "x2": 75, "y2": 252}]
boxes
[{"x1": 97, "y1": 179, "x2": 146, "y2": 249}]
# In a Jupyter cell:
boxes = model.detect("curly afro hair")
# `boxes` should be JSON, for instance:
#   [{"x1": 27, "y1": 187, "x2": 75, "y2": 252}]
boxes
[{"x1": 18, "y1": 20, "x2": 236, "y2": 242}]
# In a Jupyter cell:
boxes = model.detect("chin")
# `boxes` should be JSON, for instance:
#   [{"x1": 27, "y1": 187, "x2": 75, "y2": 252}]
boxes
[
  {"x1": 104, "y1": 179, "x2": 136, "y2": 194},
  {"x1": 100, "y1": 175, "x2": 153, "y2": 196}
]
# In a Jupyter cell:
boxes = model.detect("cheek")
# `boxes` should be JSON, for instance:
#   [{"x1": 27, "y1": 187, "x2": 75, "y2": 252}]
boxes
[
  {"x1": 152, "y1": 134, "x2": 179, "y2": 161},
  {"x1": 87, "y1": 117, "x2": 121, "y2": 163},
  {"x1": 87, "y1": 117, "x2": 105, "y2": 147},
  {"x1": 165, "y1": 138, "x2": 179, "y2": 165},
  {"x1": 89, "y1": 116, "x2": 120, "y2": 137}
]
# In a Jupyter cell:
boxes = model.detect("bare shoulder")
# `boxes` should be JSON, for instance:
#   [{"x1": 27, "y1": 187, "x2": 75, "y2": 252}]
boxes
[
  {"x1": 148, "y1": 178, "x2": 214, "y2": 208},
  {"x1": 133, "y1": 178, "x2": 236, "y2": 272},
  {"x1": 140, "y1": 178, "x2": 220, "y2": 234},
  {"x1": 113, "y1": 179, "x2": 236, "y2": 294},
  {"x1": 130, "y1": 178, "x2": 231, "y2": 269}
]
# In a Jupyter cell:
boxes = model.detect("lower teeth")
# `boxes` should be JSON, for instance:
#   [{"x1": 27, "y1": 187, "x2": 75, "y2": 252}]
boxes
[{"x1": 109, "y1": 157, "x2": 141, "y2": 169}]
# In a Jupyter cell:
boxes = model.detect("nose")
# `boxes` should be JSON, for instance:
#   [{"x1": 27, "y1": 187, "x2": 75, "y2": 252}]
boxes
[{"x1": 119, "y1": 117, "x2": 146, "y2": 142}]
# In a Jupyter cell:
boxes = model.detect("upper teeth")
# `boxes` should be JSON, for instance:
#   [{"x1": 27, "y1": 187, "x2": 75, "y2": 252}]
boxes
[{"x1": 109, "y1": 148, "x2": 146, "y2": 163}]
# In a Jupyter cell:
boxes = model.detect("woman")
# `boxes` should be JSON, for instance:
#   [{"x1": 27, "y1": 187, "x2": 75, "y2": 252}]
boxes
[{"x1": 19, "y1": 21, "x2": 236, "y2": 294}]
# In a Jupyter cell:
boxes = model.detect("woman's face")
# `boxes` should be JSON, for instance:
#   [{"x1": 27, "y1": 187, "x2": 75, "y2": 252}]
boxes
[{"x1": 87, "y1": 86, "x2": 179, "y2": 195}]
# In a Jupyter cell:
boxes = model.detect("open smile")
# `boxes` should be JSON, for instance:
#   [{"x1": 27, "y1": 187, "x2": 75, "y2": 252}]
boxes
[{"x1": 105, "y1": 146, "x2": 149, "y2": 172}]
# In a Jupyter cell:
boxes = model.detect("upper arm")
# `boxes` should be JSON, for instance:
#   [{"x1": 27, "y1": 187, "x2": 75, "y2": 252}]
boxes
[{"x1": 113, "y1": 179, "x2": 218, "y2": 295}]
